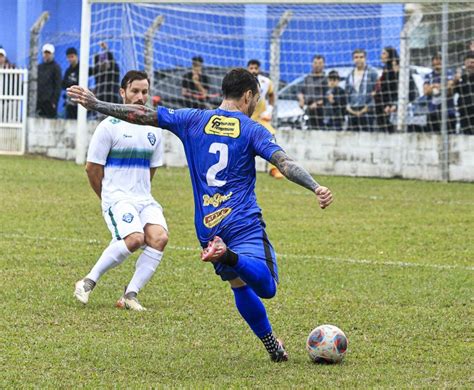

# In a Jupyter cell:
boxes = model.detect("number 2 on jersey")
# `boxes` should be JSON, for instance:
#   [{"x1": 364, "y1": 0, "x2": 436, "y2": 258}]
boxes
[{"x1": 206, "y1": 143, "x2": 228, "y2": 187}]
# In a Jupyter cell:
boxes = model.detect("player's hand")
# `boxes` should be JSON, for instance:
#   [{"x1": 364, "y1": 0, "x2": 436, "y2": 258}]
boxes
[
  {"x1": 315, "y1": 186, "x2": 333, "y2": 209},
  {"x1": 260, "y1": 113, "x2": 271, "y2": 121},
  {"x1": 67, "y1": 86, "x2": 98, "y2": 110}
]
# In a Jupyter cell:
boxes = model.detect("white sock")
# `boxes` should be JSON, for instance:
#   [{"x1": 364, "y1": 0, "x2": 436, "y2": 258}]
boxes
[
  {"x1": 86, "y1": 240, "x2": 132, "y2": 283},
  {"x1": 126, "y1": 246, "x2": 163, "y2": 295}
]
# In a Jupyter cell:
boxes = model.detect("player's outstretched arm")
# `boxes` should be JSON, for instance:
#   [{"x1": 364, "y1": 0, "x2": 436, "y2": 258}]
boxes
[
  {"x1": 67, "y1": 85, "x2": 158, "y2": 126},
  {"x1": 270, "y1": 150, "x2": 333, "y2": 209}
]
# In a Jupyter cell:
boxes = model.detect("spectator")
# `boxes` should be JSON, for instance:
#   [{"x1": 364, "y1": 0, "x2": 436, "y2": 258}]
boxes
[
  {"x1": 0, "y1": 48, "x2": 15, "y2": 69},
  {"x1": 37, "y1": 43, "x2": 62, "y2": 118},
  {"x1": 181, "y1": 56, "x2": 210, "y2": 109},
  {"x1": 345, "y1": 49, "x2": 378, "y2": 131},
  {"x1": 375, "y1": 47, "x2": 399, "y2": 132},
  {"x1": 297, "y1": 55, "x2": 327, "y2": 129},
  {"x1": 454, "y1": 52, "x2": 474, "y2": 135},
  {"x1": 324, "y1": 70, "x2": 347, "y2": 131},
  {"x1": 62, "y1": 47, "x2": 80, "y2": 119},
  {"x1": 423, "y1": 53, "x2": 456, "y2": 133},
  {"x1": 90, "y1": 42, "x2": 120, "y2": 104}
]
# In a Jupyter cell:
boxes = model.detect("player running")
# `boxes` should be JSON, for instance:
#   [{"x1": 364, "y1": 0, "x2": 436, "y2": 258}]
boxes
[
  {"x1": 247, "y1": 59, "x2": 283, "y2": 179},
  {"x1": 73, "y1": 70, "x2": 168, "y2": 311},
  {"x1": 68, "y1": 68, "x2": 333, "y2": 361}
]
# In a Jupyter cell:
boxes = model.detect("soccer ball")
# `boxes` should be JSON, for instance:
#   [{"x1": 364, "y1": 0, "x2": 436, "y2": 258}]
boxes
[{"x1": 306, "y1": 324, "x2": 348, "y2": 363}]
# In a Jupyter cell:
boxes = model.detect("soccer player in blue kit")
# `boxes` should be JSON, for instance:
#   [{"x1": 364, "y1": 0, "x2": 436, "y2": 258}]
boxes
[{"x1": 68, "y1": 68, "x2": 333, "y2": 362}]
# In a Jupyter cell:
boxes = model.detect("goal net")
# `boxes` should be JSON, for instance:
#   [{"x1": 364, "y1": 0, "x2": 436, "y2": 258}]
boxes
[
  {"x1": 70, "y1": 1, "x2": 473, "y2": 179},
  {"x1": 78, "y1": 1, "x2": 472, "y2": 130}
]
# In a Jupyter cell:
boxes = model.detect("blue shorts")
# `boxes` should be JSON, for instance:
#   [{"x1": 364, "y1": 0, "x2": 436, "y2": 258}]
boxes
[{"x1": 209, "y1": 225, "x2": 279, "y2": 283}]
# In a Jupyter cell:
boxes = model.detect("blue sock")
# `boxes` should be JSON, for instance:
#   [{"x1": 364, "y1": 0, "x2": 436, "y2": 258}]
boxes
[
  {"x1": 232, "y1": 254, "x2": 276, "y2": 299},
  {"x1": 232, "y1": 285, "x2": 272, "y2": 338}
]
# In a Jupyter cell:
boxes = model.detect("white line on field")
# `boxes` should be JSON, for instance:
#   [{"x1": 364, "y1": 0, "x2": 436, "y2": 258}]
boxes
[
  {"x1": 2, "y1": 232, "x2": 472, "y2": 272},
  {"x1": 257, "y1": 188, "x2": 474, "y2": 206}
]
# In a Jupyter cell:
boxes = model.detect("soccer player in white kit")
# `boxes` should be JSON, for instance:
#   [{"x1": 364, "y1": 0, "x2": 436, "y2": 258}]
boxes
[{"x1": 74, "y1": 70, "x2": 168, "y2": 311}]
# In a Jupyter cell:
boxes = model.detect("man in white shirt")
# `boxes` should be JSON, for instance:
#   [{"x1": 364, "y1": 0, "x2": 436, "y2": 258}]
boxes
[{"x1": 74, "y1": 70, "x2": 168, "y2": 311}]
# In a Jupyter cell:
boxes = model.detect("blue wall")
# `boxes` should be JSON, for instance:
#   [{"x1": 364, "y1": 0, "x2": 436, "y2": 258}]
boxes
[
  {"x1": 2, "y1": 1, "x2": 403, "y2": 76},
  {"x1": 1, "y1": 1, "x2": 403, "y2": 115}
]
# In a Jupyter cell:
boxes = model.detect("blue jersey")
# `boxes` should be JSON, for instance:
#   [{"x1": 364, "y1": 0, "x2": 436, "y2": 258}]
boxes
[{"x1": 157, "y1": 106, "x2": 282, "y2": 245}]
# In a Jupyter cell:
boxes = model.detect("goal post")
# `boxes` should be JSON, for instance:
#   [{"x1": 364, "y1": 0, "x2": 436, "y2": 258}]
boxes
[{"x1": 76, "y1": 0, "x2": 91, "y2": 165}]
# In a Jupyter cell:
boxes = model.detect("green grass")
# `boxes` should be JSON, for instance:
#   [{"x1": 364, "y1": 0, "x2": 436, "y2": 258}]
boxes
[{"x1": 0, "y1": 155, "x2": 472, "y2": 388}]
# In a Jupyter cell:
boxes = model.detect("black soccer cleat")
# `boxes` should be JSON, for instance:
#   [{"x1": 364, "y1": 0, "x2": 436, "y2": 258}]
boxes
[{"x1": 270, "y1": 339, "x2": 289, "y2": 362}]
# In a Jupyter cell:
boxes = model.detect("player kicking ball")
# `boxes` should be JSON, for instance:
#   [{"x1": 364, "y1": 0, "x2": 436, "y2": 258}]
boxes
[
  {"x1": 68, "y1": 68, "x2": 333, "y2": 361},
  {"x1": 74, "y1": 70, "x2": 168, "y2": 311}
]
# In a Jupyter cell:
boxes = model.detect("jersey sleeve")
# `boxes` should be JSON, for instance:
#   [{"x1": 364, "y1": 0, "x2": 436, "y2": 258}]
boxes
[
  {"x1": 87, "y1": 120, "x2": 113, "y2": 165},
  {"x1": 251, "y1": 123, "x2": 283, "y2": 161},
  {"x1": 150, "y1": 128, "x2": 164, "y2": 168},
  {"x1": 268, "y1": 79, "x2": 274, "y2": 95},
  {"x1": 157, "y1": 106, "x2": 194, "y2": 139}
]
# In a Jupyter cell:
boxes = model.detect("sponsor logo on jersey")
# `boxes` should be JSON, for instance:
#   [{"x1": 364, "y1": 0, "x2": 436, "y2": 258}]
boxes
[
  {"x1": 147, "y1": 132, "x2": 156, "y2": 146},
  {"x1": 203, "y1": 207, "x2": 232, "y2": 228},
  {"x1": 168, "y1": 108, "x2": 175, "y2": 114},
  {"x1": 204, "y1": 115, "x2": 240, "y2": 138},
  {"x1": 122, "y1": 134, "x2": 132, "y2": 138},
  {"x1": 122, "y1": 213, "x2": 134, "y2": 223},
  {"x1": 203, "y1": 192, "x2": 233, "y2": 207}
]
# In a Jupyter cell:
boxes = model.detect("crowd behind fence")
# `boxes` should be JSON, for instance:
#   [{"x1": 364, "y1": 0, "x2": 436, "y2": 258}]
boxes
[{"x1": 0, "y1": 2, "x2": 473, "y2": 136}]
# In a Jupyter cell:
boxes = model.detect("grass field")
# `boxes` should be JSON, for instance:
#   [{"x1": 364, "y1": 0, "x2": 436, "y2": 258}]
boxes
[{"x1": 1, "y1": 155, "x2": 472, "y2": 388}]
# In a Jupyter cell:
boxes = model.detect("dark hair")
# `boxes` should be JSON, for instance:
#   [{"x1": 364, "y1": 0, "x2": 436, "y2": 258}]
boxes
[
  {"x1": 328, "y1": 70, "x2": 340, "y2": 80},
  {"x1": 352, "y1": 48, "x2": 366, "y2": 58},
  {"x1": 465, "y1": 52, "x2": 474, "y2": 61},
  {"x1": 66, "y1": 47, "x2": 78, "y2": 56},
  {"x1": 247, "y1": 59, "x2": 261, "y2": 67},
  {"x1": 120, "y1": 70, "x2": 150, "y2": 90},
  {"x1": 432, "y1": 53, "x2": 442, "y2": 61},
  {"x1": 192, "y1": 56, "x2": 204, "y2": 64},
  {"x1": 313, "y1": 55, "x2": 325, "y2": 62},
  {"x1": 383, "y1": 46, "x2": 399, "y2": 69},
  {"x1": 222, "y1": 68, "x2": 259, "y2": 99}
]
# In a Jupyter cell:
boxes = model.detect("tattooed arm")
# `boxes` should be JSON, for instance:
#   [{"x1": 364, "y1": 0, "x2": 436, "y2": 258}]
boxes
[
  {"x1": 67, "y1": 86, "x2": 158, "y2": 126},
  {"x1": 270, "y1": 150, "x2": 333, "y2": 209}
]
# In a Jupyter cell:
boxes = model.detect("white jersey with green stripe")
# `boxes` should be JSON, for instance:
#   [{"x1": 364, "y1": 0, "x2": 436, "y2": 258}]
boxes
[{"x1": 87, "y1": 116, "x2": 164, "y2": 211}]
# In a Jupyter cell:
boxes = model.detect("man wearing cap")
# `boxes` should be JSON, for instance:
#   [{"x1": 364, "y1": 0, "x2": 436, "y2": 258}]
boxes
[
  {"x1": 0, "y1": 48, "x2": 15, "y2": 69},
  {"x1": 37, "y1": 43, "x2": 62, "y2": 118},
  {"x1": 62, "y1": 47, "x2": 80, "y2": 119}
]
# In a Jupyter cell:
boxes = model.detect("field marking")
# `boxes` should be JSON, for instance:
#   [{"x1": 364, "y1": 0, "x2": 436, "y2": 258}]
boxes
[
  {"x1": 257, "y1": 188, "x2": 474, "y2": 206},
  {"x1": 2, "y1": 232, "x2": 472, "y2": 272}
]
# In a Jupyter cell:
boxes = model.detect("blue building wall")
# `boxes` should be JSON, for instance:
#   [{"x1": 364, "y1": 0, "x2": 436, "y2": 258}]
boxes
[{"x1": 1, "y1": 1, "x2": 403, "y2": 114}]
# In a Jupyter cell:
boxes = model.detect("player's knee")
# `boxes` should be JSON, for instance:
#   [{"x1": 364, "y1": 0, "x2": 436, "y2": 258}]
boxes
[
  {"x1": 124, "y1": 232, "x2": 145, "y2": 252},
  {"x1": 258, "y1": 280, "x2": 277, "y2": 299},
  {"x1": 145, "y1": 230, "x2": 168, "y2": 251}
]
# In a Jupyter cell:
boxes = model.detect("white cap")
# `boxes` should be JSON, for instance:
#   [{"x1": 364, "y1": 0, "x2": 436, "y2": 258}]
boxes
[
  {"x1": 42, "y1": 43, "x2": 55, "y2": 54},
  {"x1": 0, "y1": 48, "x2": 6, "y2": 57}
]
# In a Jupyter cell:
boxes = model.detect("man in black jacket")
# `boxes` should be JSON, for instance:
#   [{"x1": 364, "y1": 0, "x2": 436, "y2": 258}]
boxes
[
  {"x1": 324, "y1": 70, "x2": 347, "y2": 131},
  {"x1": 37, "y1": 44, "x2": 62, "y2": 118},
  {"x1": 89, "y1": 42, "x2": 121, "y2": 104},
  {"x1": 62, "y1": 47, "x2": 80, "y2": 119}
]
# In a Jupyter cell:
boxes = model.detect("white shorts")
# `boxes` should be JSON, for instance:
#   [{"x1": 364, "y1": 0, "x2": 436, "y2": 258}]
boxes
[{"x1": 104, "y1": 199, "x2": 168, "y2": 241}]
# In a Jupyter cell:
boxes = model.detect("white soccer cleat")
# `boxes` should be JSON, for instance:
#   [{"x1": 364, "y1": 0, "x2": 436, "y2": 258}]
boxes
[
  {"x1": 74, "y1": 279, "x2": 91, "y2": 304},
  {"x1": 124, "y1": 296, "x2": 147, "y2": 311}
]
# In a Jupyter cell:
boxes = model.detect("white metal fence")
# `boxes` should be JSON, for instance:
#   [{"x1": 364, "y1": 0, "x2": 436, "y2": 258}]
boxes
[{"x1": 0, "y1": 68, "x2": 28, "y2": 155}]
